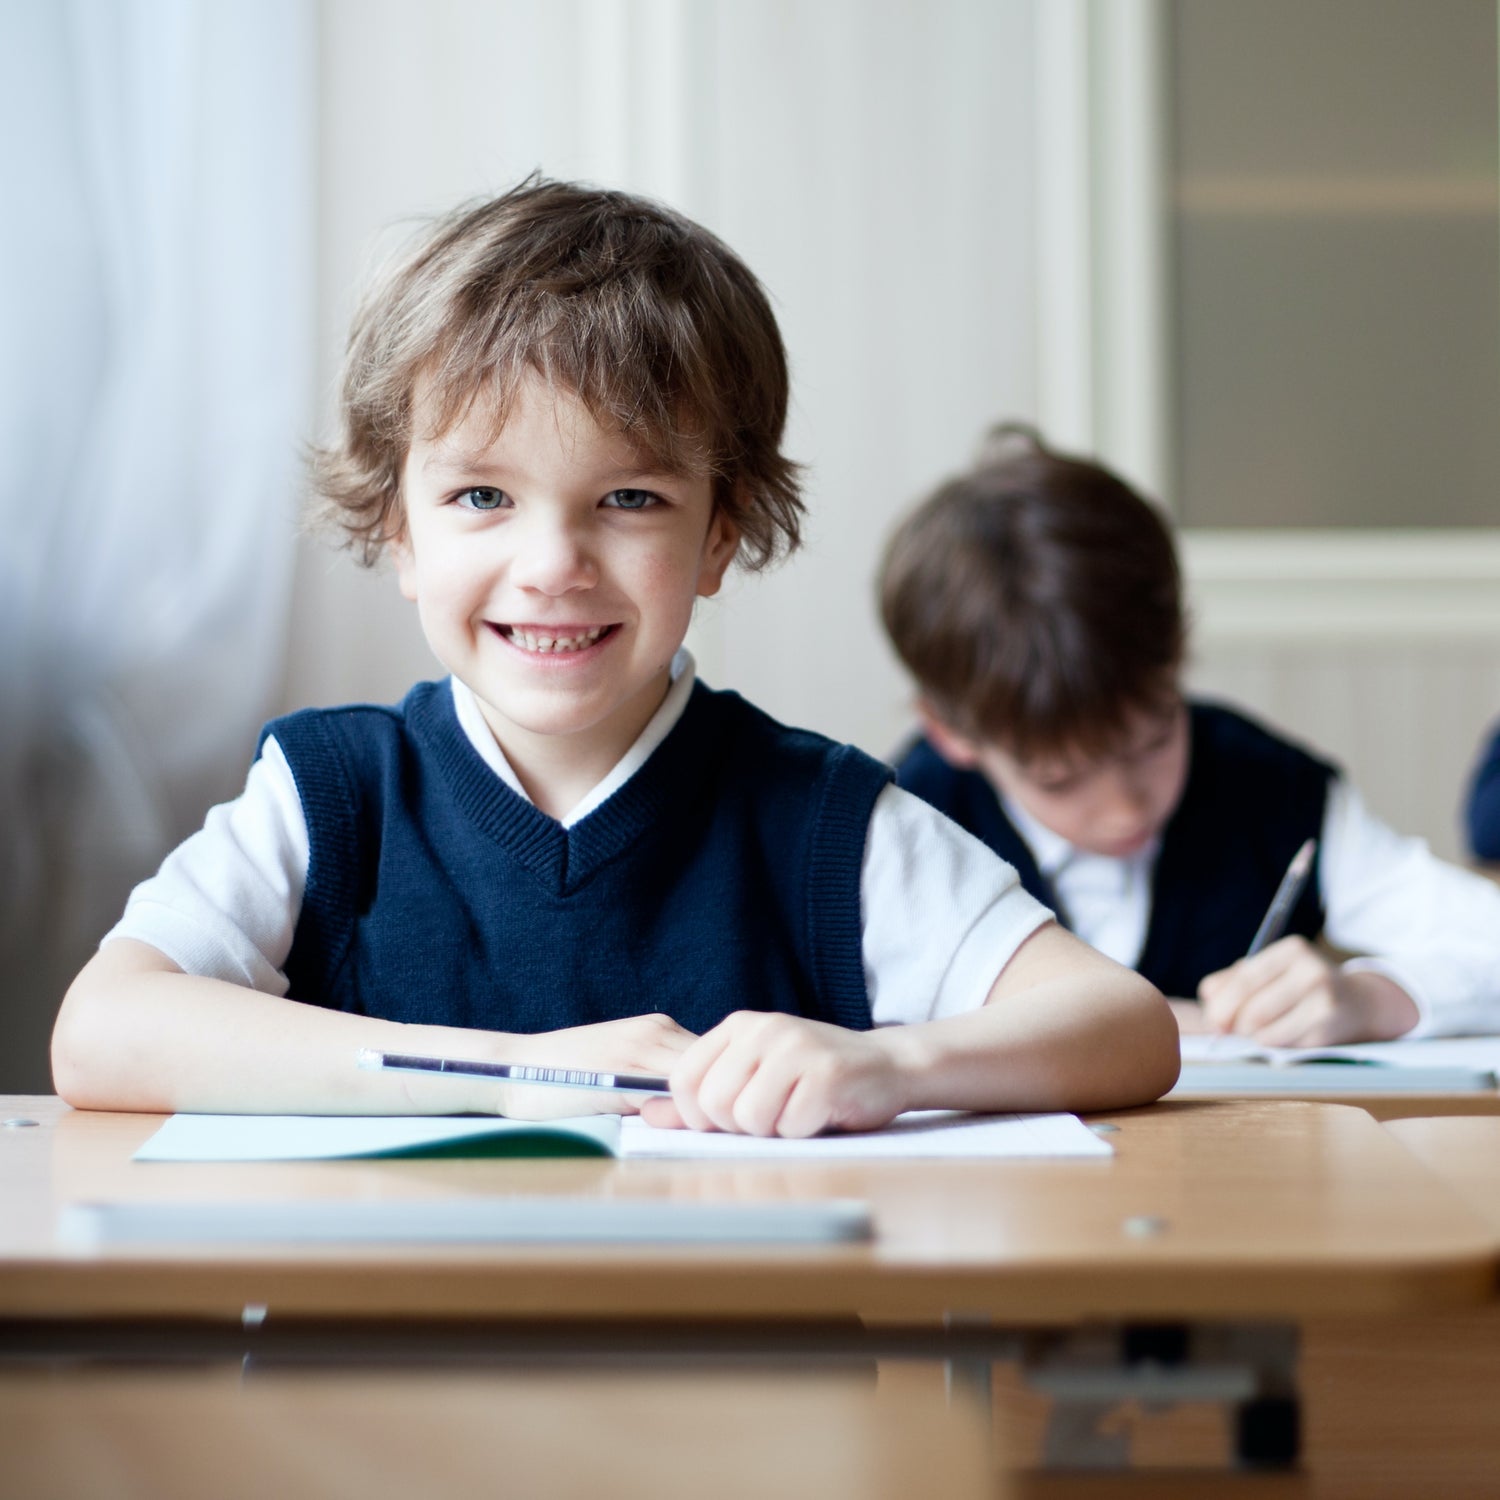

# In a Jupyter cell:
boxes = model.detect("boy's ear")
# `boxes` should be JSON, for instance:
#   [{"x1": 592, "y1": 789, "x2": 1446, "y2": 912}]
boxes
[
  {"x1": 917, "y1": 700, "x2": 982, "y2": 769},
  {"x1": 696, "y1": 506, "x2": 741, "y2": 598}
]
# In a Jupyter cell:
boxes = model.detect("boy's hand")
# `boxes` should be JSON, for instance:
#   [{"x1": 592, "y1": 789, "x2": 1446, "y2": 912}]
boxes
[
  {"x1": 1197, "y1": 937, "x2": 1418, "y2": 1047},
  {"x1": 638, "y1": 1012, "x2": 907, "y2": 1138},
  {"x1": 1166, "y1": 998, "x2": 1211, "y2": 1035},
  {"x1": 499, "y1": 1013, "x2": 698, "y2": 1119}
]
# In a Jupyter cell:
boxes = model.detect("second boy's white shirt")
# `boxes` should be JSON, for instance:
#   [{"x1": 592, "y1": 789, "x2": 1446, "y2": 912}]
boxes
[
  {"x1": 1001, "y1": 785, "x2": 1500, "y2": 1038},
  {"x1": 105, "y1": 653, "x2": 1054, "y2": 1027}
]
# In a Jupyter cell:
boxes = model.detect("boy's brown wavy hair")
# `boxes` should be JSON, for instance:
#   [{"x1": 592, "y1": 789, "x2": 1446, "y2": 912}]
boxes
[{"x1": 311, "y1": 177, "x2": 803, "y2": 571}]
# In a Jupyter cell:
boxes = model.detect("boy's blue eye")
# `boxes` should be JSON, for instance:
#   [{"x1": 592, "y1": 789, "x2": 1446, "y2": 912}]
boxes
[
  {"x1": 603, "y1": 489, "x2": 658, "y2": 510},
  {"x1": 457, "y1": 487, "x2": 507, "y2": 511}
]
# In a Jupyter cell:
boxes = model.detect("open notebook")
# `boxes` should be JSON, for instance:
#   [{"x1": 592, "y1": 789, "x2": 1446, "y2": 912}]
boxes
[
  {"x1": 132, "y1": 1109, "x2": 1114, "y2": 1163},
  {"x1": 1174, "y1": 1034, "x2": 1500, "y2": 1093}
]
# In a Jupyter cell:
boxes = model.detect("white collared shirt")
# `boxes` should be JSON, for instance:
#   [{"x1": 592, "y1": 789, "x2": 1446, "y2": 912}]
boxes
[
  {"x1": 1001, "y1": 782, "x2": 1500, "y2": 1038},
  {"x1": 105, "y1": 652, "x2": 1053, "y2": 1027}
]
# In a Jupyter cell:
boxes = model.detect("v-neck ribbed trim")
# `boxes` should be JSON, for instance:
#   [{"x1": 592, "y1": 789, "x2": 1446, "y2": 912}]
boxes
[{"x1": 408, "y1": 680, "x2": 723, "y2": 895}]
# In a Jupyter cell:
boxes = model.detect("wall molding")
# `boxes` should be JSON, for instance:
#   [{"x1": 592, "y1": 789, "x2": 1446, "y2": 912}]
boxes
[
  {"x1": 1035, "y1": 0, "x2": 1170, "y2": 503},
  {"x1": 1184, "y1": 530, "x2": 1500, "y2": 641}
]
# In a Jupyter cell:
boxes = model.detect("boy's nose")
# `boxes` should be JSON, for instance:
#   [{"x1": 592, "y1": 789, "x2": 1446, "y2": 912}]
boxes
[
  {"x1": 509, "y1": 515, "x2": 598, "y2": 594},
  {"x1": 1097, "y1": 770, "x2": 1155, "y2": 833}
]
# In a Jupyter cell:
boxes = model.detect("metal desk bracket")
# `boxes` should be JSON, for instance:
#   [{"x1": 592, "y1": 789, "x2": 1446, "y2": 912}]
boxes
[{"x1": 1022, "y1": 1321, "x2": 1301, "y2": 1470}]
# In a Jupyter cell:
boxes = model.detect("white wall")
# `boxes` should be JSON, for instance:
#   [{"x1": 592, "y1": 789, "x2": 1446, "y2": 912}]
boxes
[
  {"x1": 287, "y1": 0, "x2": 1039, "y2": 768},
  {"x1": 290, "y1": 0, "x2": 1500, "y2": 864}
]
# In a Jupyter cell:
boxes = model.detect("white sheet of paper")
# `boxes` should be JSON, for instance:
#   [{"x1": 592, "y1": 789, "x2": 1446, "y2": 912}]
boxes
[{"x1": 619, "y1": 1110, "x2": 1112, "y2": 1159}]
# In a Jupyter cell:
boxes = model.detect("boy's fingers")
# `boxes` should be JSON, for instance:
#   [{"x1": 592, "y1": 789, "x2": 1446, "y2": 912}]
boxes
[
  {"x1": 636, "y1": 1095, "x2": 688, "y2": 1130},
  {"x1": 692, "y1": 1044, "x2": 767, "y2": 1134},
  {"x1": 1230, "y1": 973, "x2": 1315, "y2": 1037},
  {"x1": 773, "y1": 1072, "x2": 842, "y2": 1140},
  {"x1": 729, "y1": 1051, "x2": 817, "y2": 1137},
  {"x1": 1198, "y1": 961, "x2": 1255, "y2": 1030},
  {"x1": 667, "y1": 1027, "x2": 739, "y2": 1133},
  {"x1": 1237, "y1": 945, "x2": 1333, "y2": 1036},
  {"x1": 1167, "y1": 998, "x2": 1210, "y2": 1035},
  {"x1": 1199, "y1": 939, "x2": 1311, "y2": 1030},
  {"x1": 1250, "y1": 993, "x2": 1339, "y2": 1049}
]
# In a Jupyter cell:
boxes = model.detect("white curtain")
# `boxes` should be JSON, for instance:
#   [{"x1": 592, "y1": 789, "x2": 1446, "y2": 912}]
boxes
[{"x1": 0, "y1": 0, "x2": 313, "y2": 1089}]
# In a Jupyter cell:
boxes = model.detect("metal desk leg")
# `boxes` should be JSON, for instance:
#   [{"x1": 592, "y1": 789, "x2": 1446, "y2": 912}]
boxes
[{"x1": 1024, "y1": 1322, "x2": 1301, "y2": 1471}]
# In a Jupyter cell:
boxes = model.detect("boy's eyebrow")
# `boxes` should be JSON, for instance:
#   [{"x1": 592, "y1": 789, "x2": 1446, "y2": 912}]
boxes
[
  {"x1": 419, "y1": 445, "x2": 504, "y2": 476},
  {"x1": 417, "y1": 445, "x2": 685, "y2": 486}
]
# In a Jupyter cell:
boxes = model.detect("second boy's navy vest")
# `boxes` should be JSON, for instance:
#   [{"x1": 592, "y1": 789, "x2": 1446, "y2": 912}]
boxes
[
  {"x1": 894, "y1": 701, "x2": 1334, "y2": 999},
  {"x1": 263, "y1": 679, "x2": 891, "y2": 1034}
]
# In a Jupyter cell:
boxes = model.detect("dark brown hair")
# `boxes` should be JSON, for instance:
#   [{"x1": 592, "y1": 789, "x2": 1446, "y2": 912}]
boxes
[
  {"x1": 878, "y1": 424, "x2": 1186, "y2": 762},
  {"x1": 311, "y1": 176, "x2": 803, "y2": 569}
]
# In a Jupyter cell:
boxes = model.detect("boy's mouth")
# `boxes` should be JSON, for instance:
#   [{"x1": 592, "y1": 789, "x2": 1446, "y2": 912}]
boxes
[{"x1": 494, "y1": 623, "x2": 618, "y2": 655}]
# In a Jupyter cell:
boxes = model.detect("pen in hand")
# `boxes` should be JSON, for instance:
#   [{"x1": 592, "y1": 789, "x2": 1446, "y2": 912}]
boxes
[
  {"x1": 1246, "y1": 837, "x2": 1318, "y2": 957},
  {"x1": 1203, "y1": 837, "x2": 1318, "y2": 1049}
]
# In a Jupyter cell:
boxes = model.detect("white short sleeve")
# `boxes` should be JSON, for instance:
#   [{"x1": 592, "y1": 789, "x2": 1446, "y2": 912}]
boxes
[
  {"x1": 102, "y1": 736, "x2": 308, "y2": 994},
  {"x1": 861, "y1": 784, "x2": 1054, "y2": 1025},
  {"x1": 1320, "y1": 778, "x2": 1500, "y2": 1037}
]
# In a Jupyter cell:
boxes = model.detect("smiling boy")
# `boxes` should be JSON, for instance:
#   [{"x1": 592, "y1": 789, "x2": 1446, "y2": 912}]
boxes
[{"x1": 53, "y1": 182, "x2": 1177, "y2": 1132}]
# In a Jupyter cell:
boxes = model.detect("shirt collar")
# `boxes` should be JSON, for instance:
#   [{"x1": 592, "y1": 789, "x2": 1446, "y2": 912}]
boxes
[{"x1": 1001, "y1": 793, "x2": 1078, "y2": 879}]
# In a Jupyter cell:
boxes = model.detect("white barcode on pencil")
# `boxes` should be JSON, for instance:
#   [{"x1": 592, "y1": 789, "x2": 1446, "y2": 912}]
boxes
[{"x1": 509, "y1": 1067, "x2": 611, "y2": 1087}]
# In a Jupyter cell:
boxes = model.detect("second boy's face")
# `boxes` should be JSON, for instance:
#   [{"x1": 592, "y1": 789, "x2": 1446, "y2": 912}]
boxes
[
  {"x1": 965, "y1": 699, "x2": 1191, "y2": 859},
  {"x1": 395, "y1": 371, "x2": 738, "y2": 781}
]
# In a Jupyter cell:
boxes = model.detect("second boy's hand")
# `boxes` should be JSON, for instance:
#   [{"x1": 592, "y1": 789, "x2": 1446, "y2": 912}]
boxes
[
  {"x1": 1200, "y1": 839, "x2": 1319, "y2": 1052},
  {"x1": 1198, "y1": 837, "x2": 1419, "y2": 1048}
]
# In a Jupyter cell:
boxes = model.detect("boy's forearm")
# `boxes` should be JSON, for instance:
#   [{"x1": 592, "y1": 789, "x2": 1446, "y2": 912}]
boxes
[
  {"x1": 53, "y1": 941, "x2": 521, "y2": 1115},
  {"x1": 876, "y1": 962, "x2": 1179, "y2": 1115}
]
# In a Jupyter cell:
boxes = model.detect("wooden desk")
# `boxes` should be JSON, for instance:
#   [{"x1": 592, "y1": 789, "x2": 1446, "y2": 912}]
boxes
[
  {"x1": 2, "y1": 1096, "x2": 1491, "y2": 1323},
  {"x1": 1256, "y1": 1115, "x2": 1500, "y2": 1500},
  {"x1": 0, "y1": 1366, "x2": 997, "y2": 1500},
  {"x1": 2, "y1": 1095, "x2": 1495, "y2": 1486},
  {"x1": 1383, "y1": 1115, "x2": 1500, "y2": 1224}
]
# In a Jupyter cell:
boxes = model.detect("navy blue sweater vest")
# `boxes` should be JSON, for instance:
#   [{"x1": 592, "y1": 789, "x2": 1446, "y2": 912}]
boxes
[
  {"x1": 263, "y1": 680, "x2": 891, "y2": 1034},
  {"x1": 894, "y1": 701, "x2": 1334, "y2": 999}
]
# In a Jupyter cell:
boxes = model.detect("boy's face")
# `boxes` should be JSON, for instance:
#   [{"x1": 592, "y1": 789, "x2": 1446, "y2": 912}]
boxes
[
  {"x1": 394, "y1": 370, "x2": 738, "y2": 775},
  {"x1": 936, "y1": 697, "x2": 1190, "y2": 859}
]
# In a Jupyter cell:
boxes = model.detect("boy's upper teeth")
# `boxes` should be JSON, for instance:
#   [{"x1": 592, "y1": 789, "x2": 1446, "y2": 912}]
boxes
[{"x1": 506, "y1": 625, "x2": 607, "y2": 653}]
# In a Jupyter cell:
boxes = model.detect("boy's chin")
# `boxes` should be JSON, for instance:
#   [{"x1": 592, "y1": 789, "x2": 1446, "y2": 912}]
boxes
[{"x1": 1083, "y1": 832, "x2": 1157, "y2": 860}]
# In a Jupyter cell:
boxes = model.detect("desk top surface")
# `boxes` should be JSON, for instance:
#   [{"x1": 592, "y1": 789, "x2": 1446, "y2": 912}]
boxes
[
  {"x1": 1384, "y1": 1115, "x2": 1500, "y2": 1232},
  {"x1": 2, "y1": 1095, "x2": 1494, "y2": 1324},
  {"x1": 1168, "y1": 1087, "x2": 1500, "y2": 1122}
]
